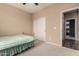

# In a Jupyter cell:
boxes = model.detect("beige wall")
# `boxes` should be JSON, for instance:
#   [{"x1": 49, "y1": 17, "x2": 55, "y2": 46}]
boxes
[
  {"x1": 0, "y1": 4, "x2": 33, "y2": 36},
  {"x1": 33, "y1": 3, "x2": 79, "y2": 46}
]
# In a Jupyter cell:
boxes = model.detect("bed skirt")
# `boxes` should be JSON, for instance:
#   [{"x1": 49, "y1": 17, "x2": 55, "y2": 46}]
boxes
[{"x1": 0, "y1": 41, "x2": 34, "y2": 56}]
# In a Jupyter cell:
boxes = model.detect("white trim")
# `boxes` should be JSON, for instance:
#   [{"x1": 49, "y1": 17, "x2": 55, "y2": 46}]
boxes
[
  {"x1": 45, "y1": 41, "x2": 61, "y2": 47},
  {"x1": 36, "y1": 38, "x2": 61, "y2": 46},
  {"x1": 60, "y1": 7, "x2": 79, "y2": 46},
  {"x1": 39, "y1": 39, "x2": 61, "y2": 46},
  {"x1": 75, "y1": 17, "x2": 78, "y2": 41},
  {"x1": 60, "y1": 12, "x2": 63, "y2": 46},
  {"x1": 61, "y1": 7, "x2": 79, "y2": 13}
]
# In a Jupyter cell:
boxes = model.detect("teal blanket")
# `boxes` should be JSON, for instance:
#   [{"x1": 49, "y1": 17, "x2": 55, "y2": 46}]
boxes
[{"x1": 0, "y1": 34, "x2": 35, "y2": 56}]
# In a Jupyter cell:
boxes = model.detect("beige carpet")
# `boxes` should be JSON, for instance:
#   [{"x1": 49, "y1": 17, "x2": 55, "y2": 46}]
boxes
[{"x1": 17, "y1": 40, "x2": 79, "y2": 56}]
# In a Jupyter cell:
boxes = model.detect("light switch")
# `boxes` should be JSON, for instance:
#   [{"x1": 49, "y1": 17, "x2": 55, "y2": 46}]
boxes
[{"x1": 53, "y1": 27, "x2": 56, "y2": 30}]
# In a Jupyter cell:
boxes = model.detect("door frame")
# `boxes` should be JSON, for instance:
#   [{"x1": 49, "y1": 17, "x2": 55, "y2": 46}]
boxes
[{"x1": 60, "y1": 7, "x2": 79, "y2": 46}]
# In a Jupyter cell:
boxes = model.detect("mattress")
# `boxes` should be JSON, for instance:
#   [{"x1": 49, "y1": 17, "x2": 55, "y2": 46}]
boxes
[{"x1": 0, "y1": 34, "x2": 35, "y2": 56}]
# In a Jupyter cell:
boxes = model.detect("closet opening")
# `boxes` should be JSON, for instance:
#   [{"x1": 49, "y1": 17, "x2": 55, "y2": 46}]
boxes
[{"x1": 62, "y1": 8, "x2": 79, "y2": 50}]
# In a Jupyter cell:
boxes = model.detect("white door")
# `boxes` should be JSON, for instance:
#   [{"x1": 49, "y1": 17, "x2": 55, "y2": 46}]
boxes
[{"x1": 33, "y1": 17, "x2": 46, "y2": 41}]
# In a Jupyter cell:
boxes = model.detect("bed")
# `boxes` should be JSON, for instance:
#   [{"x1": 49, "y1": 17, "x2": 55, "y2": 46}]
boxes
[{"x1": 0, "y1": 34, "x2": 35, "y2": 56}]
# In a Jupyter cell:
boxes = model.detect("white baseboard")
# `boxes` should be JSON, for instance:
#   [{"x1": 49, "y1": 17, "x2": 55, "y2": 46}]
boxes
[
  {"x1": 36, "y1": 39, "x2": 62, "y2": 47},
  {"x1": 45, "y1": 41, "x2": 62, "y2": 47},
  {"x1": 40, "y1": 39, "x2": 62, "y2": 47}
]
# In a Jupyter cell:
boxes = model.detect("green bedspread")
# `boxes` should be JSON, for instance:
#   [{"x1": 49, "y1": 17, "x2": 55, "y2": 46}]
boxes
[{"x1": 0, "y1": 34, "x2": 35, "y2": 56}]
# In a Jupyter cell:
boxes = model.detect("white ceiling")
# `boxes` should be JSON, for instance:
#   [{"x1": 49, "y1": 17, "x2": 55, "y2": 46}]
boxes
[{"x1": 8, "y1": 3, "x2": 52, "y2": 13}]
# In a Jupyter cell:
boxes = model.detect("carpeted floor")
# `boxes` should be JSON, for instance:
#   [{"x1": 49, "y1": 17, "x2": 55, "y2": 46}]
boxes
[{"x1": 17, "y1": 40, "x2": 79, "y2": 56}]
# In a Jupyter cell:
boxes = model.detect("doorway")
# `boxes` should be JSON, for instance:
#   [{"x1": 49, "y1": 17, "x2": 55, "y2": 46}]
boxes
[{"x1": 62, "y1": 8, "x2": 79, "y2": 50}]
